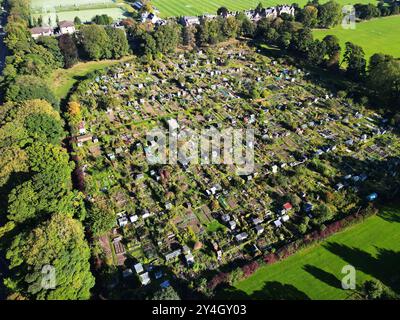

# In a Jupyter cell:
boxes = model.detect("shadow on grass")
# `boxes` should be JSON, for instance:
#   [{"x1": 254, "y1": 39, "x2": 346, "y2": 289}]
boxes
[
  {"x1": 323, "y1": 242, "x2": 400, "y2": 294},
  {"x1": 218, "y1": 281, "x2": 310, "y2": 300},
  {"x1": 250, "y1": 281, "x2": 310, "y2": 300},
  {"x1": 303, "y1": 265, "x2": 342, "y2": 289},
  {"x1": 377, "y1": 207, "x2": 400, "y2": 224}
]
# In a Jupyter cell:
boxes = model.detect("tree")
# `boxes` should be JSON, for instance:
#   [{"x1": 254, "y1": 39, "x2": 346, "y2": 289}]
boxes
[
  {"x1": 24, "y1": 113, "x2": 64, "y2": 145},
  {"x1": 197, "y1": 18, "x2": 224, "y2": 45},
  {"x1": 236, "y1": 12, "x2": 255, "y2": 37},
  {"x1": 36, "y1": 36, "x2": 64, "y2": 68},
  {"x1": 363, "y1": 280, "x2": 384, "y2": 300},
  {"x1": 276, "y1": 31, "x2": 291, "y2": 49},
  {"x1": 367, "y1": 53, "x2": 400, "y2": 108},
  {"x1": 314, "y1": 204, "x2": 334, "y2": 224},
  {"x1": 217, "y1": 6, "x2": 229, "y2": 17},
  {"x1": 255, "y1": 2, "x2": 264, "y2": 14},
  {"x1": 0, "y1": 146, "x2": 29, "y2": 188},
  {"x1": 86, "y1": 202, "x2": 116, "y2": 236},
  {"x1": 19, "y1": 53, "x2": 53, "y2": 77},
  {"x1": 59, "y1": 34, "x2": 79, "y2": 68},
  {"x1": 322, "y1": 35, "x2": 341, "y2": 69},
  {"x1": 290, "y1": 28, "x2": 314, "y2": 56},
  {"x1": 92, "y1": 14, "x2": 113, "y2": 25},
  {"x1": 67, "y1": 101, "x2": 82, "y2": 123},
  {"x1": 74, "y1": 16, "x2": 82, "y2": 25},
  {"x1": 6, "y1": 75, "x2": 59, "y2": 109},
  {"x1": 355, "y1": 4, "x2": 380, "y2": 20},
  {"x1": 150, "y1": 286, "x2": 180, "y2": 300},
  {"x1": 307, "y1": 39, "x2": 326, "y2": 65},
  {"x1": 153, "y1": 23, "x2": 182, "y2": 54},
  {"x1": 222, "y1": 16, "x2": 239, "y2": 39},
  {"x1": 140, "y1": 32, "x2": 157, "y2": 56},
  {"x1": 182, "y1": 25, "x2": 196, "y2": 47},
  {"x1": 300, "y1": 6, "x2": 319, "y2": 28},
  {"x1": 317, "y1": 1, "x2": 342, "y2": 28},
  {"x1": 78, "y1": 25, "x2": 110, "y2": 60},
  {"x1": 7, "y1": 180, "x2": 38, "y2": 223},
  {"x1": 105, "y1": 27, "x2": 130, "y2": 59},
  {"x1": 343, "y1": 42, "x2": 366, "y2": 81},
  {"x1": 5, "y1": 213, "x2": 95, "y2": 299}
]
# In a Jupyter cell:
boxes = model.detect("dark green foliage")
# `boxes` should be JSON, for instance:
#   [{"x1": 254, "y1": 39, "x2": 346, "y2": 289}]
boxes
[
  {"x1": 317, "y1": 1, "x2": 342, "y2": 28},
  {"x1": 150, "y1": 286, "x2": 181, "y2": 300},
  {"x1": 86, "y1": 203, "x2": 116, "y2": 236},
  {"x1": 343, "y1": 42, "x2": 366, "y2": 81},
  {"x1": 367, "y1": 53, "x2": 400, "y2": 109},
  {"x1": 24, "y1": 113, "x2": 64, "y2": 145},
  {"x1": 354, "y1": 3, "x2": 381, "y2": 20},
  {"x1": 6, "y1": 75, "x2": 60, "y2": 109},
  {"x1": 105, "y1": 27, "x2": 130, "y2": 59},
  {"x1": 322, "y1": 35, "x2": 341, "y2": 69},
  {"x1": 36, "y1": 36, "x2": 65, "y2": 69},
  {"x1": 5, "y1": 213, "x2": 95, "y2": 299},
  {"x1": 92, "y1": 14, "x2": 113, "y2": 25},
  {"x1": 78, "y1": 25, "x2": 110, "y2": 60},
  {"x1": 59, "y1": 34, "x2": 79, "y2": 68}
]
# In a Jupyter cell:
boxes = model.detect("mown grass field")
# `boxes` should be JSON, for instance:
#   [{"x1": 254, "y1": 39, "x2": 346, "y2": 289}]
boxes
[
  {"x1": 152, "y1": 0, "x2": 377, "y2": 17},
  {"x1": 314, "y1": 15, "x2": 400, "y2": 60},
  {"x1": 50, "y1": 56, "x2": 132, "y2": 100},
  {"x1": 224, "y1": 206, "x2": 400, "y2": 300}
]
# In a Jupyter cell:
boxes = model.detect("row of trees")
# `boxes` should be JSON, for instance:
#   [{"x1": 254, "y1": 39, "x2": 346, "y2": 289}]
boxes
[
  {"x1": 296, "y1": 0, "x2": 400, "y2": 28},
  {"x1": 355, "y1": 2, "x2": 400, "y2": 20},
  {"x1": 245, "y1": 11, "x2": 400, "y2": 110},
  {"x1": 0, "y1": 0, "x2": 95, "y2": 300},
  {"x1": 297, "y1": 0, "x2": 342, "y2": 28}
]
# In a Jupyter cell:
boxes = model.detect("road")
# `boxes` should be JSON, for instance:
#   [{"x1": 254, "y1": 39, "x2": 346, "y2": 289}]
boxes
[{"x1": 0, "y1": 8, "x2": 8, "y2": 76}]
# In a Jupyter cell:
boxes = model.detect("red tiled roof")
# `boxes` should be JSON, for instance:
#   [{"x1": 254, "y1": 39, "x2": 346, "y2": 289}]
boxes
[{"x1": 283, "y1": 202, "x2": 293, "y2": 210}]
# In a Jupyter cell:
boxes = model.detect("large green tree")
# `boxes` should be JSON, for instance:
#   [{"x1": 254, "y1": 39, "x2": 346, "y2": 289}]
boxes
[
  {"x1": 367, "y1": 53, "x2": 400, "y2": 108},
  {"x1": 343, "y1": 42, "x2": 366, "y2": 81},
  {"x1": 78, "y1": 25, "x2": 110, "y2": 60},
  {"x1": 5, "y1": 213, "x2": 95, "y2": 299}
]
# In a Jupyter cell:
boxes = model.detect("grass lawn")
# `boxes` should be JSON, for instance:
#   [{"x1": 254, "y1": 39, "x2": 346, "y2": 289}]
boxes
[
  {"x1": 152, "y1": 0, "x2": 377, "y2": 17},
  {"x1": 207, "y1": 219, "x2": 225, "y2": 233},
  {"x1": 49, "y1": 56, "x2": 132, "y2": 100},
  {"x1": 314, "y1": 15, "x2": 400, "y2": 60},
  {"x1": 224, "y1": 206, "x2": 400, "y2": 300}
]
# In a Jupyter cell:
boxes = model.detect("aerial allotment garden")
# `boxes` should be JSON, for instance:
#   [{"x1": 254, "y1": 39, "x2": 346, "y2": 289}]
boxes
[{"x1": 68, "y1": 42, "x2": 400, "y2": 297}]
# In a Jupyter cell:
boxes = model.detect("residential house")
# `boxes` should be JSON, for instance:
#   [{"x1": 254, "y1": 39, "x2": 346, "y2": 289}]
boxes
[
  {"x1": 181, "y1": 16, "x2": 200, "y2": 26},
  {"x1": 58, "y1": 21, "x2": 75, "y2": 35},
  {"x1": 30, "y1": 26, "x2": 54, "y2": 39}
]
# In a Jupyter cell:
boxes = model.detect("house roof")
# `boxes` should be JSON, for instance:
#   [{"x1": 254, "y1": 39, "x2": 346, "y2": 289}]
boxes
[
  {"x1": 59, "y1": 20, "x2": 74, "y2": 28},
  {"x1": 30, "y1": 26, "x2": 53, "y2": 35},
  {"x1": 76, "y1": 134, "x2": 93, "y2": 143},
  {"x1": 283, "y1": 202, "x2": 293, "y2": 210}
]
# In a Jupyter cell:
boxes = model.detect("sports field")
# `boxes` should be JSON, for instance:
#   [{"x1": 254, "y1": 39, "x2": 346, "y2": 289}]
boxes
[
  {"x1": 152, "y1": 0, "x2": 378, "y2": 17},
  {"x1": 314, "y1": 15, "x2": 400, "y2": 60},
  {"x1": 224, "y1": 206, "x2": 400, "y2": 300},
  {"x1": 31, "y1": 0, "x2": 116, "y2": 11}
]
